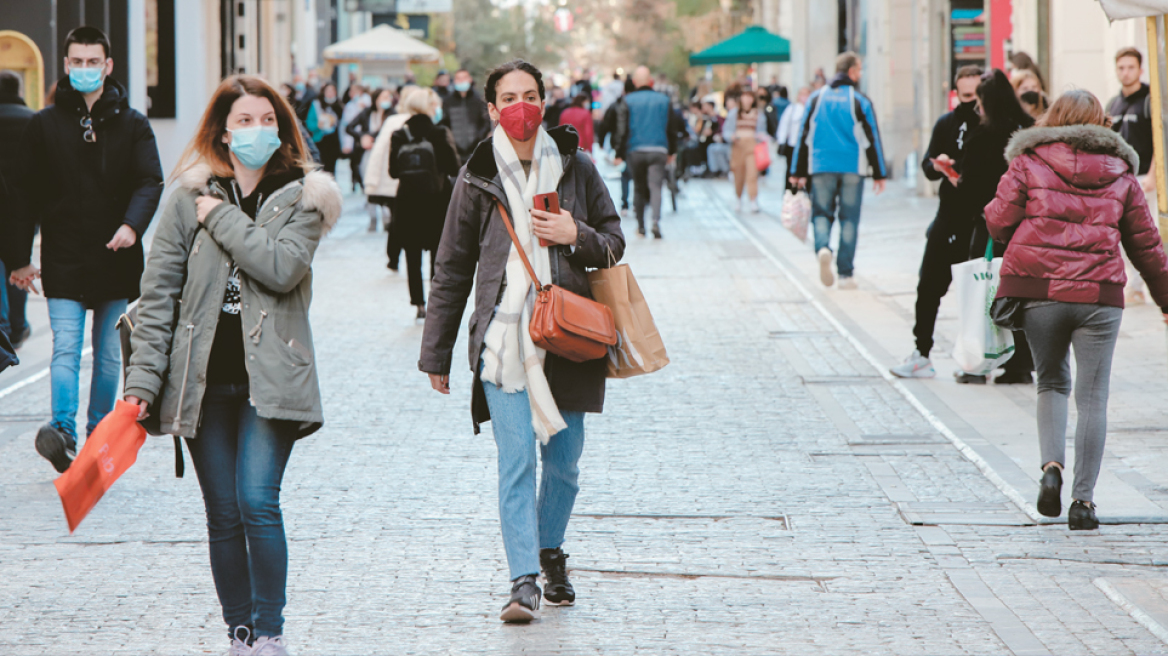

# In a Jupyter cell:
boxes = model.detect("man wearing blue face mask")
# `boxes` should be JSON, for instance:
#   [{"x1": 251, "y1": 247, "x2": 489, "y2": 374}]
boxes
[
  {"x1": 7, "y1": 26, "x2": 163, "y2": 474},
  {"x1": 440, "y1": 68, "x2": 492, "y2": 162}
]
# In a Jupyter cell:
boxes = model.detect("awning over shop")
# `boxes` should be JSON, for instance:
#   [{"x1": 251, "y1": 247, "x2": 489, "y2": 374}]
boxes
[
  {"x1": 688, "y1": 25, "x2": 791, "y2": 66},
  {"x1": 1098, "y1": 0, "x2": 1168, "y2": 20},
  {"x1": 322, "y1": 24, "x2": 441, "y2": 64}
]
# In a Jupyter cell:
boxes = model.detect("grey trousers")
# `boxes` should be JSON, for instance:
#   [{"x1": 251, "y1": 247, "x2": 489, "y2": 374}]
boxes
[
  {"x1": 1021, "y1": 302, "x2": 1123, "y2": 502},
  {"x1": 630, "y1": 150, "x2": 668, "y2": 232}
]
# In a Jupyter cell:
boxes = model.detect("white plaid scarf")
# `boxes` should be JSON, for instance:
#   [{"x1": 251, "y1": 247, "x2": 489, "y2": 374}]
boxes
[{"x1": 481, "y1": 124, "x2": 567, "y2": 443}]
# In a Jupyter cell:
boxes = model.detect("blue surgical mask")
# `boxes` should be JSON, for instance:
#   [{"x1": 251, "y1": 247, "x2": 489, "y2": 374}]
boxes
[
  {"x1": 294, "y1": 82, "x2": 306, "y2": 93},
  {"x1": 433, "y1": 107, "x2": 443, "y2": 124},
  {"x1": 69, "y1": 66, "x2": 104, "y2": 94},
  {"x1": 453, "y1": 81, "x2": 471, "y2": 93},
  {"x1": 378, "y1": 100, "x2": 392, "y2": 111},
  {"x1": 228, "y1": 126, "x2": 282, "y2": 171}
]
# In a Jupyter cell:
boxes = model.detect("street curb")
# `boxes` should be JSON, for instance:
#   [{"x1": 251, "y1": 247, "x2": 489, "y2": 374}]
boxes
[
  {"x1": 708, "y1": 186, "x2": 1044, "y2": 523},
  {"x1": 1094, "y1": 577, "x2": 1168, "y2": 646}
]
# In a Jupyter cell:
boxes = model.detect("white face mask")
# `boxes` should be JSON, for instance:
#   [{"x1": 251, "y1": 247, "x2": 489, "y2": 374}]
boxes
[{"x1": 360, "y1": 93, "x2": 372, "y2": 106}]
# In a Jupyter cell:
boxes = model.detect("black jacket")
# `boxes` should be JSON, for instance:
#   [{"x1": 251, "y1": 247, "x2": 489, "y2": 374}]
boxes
[
  {"x1": 440, "y1": 88, "x2": 492, "y2": 161},
  {"x1": 921, "y1": 101, "x2": 979, "y2": 218},
  {"x1": 345, "y1": 105, "x2": 389, "y2": 143},
  {"x1": 957, "y1": 117, "x2": 1033, "y2": 216},
  {"x1": 0, "y1": 92, "x2": 34, "y2": 268},
  {"x1": 389, "y1": 114, "x2": 461, "y2": 250},
  {"x1": 10, "y1": 76, "x2": 163, "y2": 302},
  {"x1": 418, "y1": 125, "x2": 626, "y2": 433},
  {"x1": 598, "y1": 97, "x2": 628, "y2": 155},
  {"x1": 1107, "y1": 83, "x2": 1153, "y2": 175}
]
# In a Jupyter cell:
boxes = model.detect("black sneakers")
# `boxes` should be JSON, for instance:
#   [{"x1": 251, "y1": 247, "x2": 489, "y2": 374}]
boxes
[
  {"x1": 500, "y1": 574, "x2": 541, "y2": 623},
  {"x1": 1037, "y1": 465, "x2": 1062, "y2": 518},
  {"x1": 35, "y1": 424, "x2": 76, "y2": 473},
  {"x1": 540, "y1": 548, "x2": 575, "y2": 606},
  {"x1": 1068, "y1": 500, "x2": 1099, "y2": 530}
]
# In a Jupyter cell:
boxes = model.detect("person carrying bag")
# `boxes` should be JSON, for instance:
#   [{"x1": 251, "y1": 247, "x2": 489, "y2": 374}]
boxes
[{"x1": 419, "y1": 59, "x2": 624, "y2": 624}]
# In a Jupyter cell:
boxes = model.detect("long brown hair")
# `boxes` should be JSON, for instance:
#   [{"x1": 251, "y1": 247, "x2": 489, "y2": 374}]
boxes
[
  {"x1": 1039, "y1": 89, "x2": 1111, "y2": 128},
  {"x1": 171, "y1": 75, "x2": 313, "y2": 182}
]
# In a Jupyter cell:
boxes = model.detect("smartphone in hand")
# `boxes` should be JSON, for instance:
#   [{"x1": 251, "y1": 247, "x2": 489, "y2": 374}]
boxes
[
  {"x1": 533, "y1": 192, "x2": 560, "y2": 247},
  {"x1": 931, "y1": 157, "x2": 958, "y2": 180}
]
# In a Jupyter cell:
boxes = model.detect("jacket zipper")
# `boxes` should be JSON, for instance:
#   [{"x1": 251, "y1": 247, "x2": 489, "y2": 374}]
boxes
[{"x1": 171, "y1": 323, "x2": 195, "y2": 433}]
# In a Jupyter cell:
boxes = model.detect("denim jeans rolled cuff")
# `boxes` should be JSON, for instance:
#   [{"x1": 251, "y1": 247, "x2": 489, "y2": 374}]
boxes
[
  {"x1": 47, "y1": 298, "x2": 128, "y2": 438},
  {"x1": 186, "y1": 383, "x2": 297, "y2": 637},
  {"x1": 810, "y1": 172, "x2": 864, "y2": 277},
  {"x1": 480, "y1": 364, "x2": 586, "y2": 581}
]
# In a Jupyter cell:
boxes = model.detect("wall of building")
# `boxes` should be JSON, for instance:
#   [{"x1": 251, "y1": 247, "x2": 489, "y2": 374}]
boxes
[{"x1": 1013, "y1": 0, "x2": 1147, "y2": 104}]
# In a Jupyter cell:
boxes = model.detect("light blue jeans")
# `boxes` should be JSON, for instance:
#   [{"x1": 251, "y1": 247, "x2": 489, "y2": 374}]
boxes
[
  {"x1": 810, "y1": 172, "x2": 865, "y2": 277},
  {"x1": 47, "y1": 298, "x2": 127, "y2": 438},
  {"x1": 482, "y1": 374, "x2": 586, "y2": 581}
]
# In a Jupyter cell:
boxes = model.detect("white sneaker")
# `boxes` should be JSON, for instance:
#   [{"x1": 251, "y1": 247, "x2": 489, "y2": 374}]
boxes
[
  {"x1": 890, "y1": 350, "x2": 936, "y2": 378},
  {"x1": 837, "y1": 276, "x2": 857, "y2": 290},
  {"x1": 734, "y1": 198, "x2": 742, "y2": 212},
  {"x1": 251, "y1": 636, "x2": 289, "y2": 656},
  {"x1": 817, "y1": 248, "x2": 835, "y2": 286},
  {"x1": 225, "y1": 627, "x2": 252, "y2": 656},
  {"x1": 749, "y1": 200, "x2": 761, "y2": 213}
]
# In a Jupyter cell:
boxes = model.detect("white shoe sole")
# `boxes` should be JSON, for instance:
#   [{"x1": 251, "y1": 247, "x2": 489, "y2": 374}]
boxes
[
  {"x1": 500, "y1": 602, "x2": 540, "y2": 623},
  {"x1": 890, "y1": 367, "x2": 936, "y2": 379},
  {"x1": 817, "y1": 250, "x2": 834, "y2": 287}
]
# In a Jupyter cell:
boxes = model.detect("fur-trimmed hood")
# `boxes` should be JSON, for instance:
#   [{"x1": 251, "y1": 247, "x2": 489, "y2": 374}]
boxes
[
  {"x1": 177, "y1": 162, "x2": 343, "y2": 235},
  {"x1": 1005, "y1": 124, "x2": 1139, "y2": 189}
]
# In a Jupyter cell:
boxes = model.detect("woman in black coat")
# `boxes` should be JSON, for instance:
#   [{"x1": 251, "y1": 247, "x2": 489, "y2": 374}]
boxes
[
  {"x1": 388, "y1": 88, "x2": 461, "y2": 318},
  {"x1": 955, "y1": 69, "x2": 1035, "y2": 384}
]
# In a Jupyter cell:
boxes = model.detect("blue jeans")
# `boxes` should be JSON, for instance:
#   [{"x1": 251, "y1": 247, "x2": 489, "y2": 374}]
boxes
[
  {"x1": 185, "y1": 384, "x2": 297, "y2": 638},
  {"x1": 0, "y1": 259, "x2": 29, "y2": 341},
  {"x1": 810, "y1": 172, "x2": 864, "y2": 277},
  {"x1": 46, "y1": 298, "x2": 127, "y2": 438},
  {"x1": 482, "y1": 375, "x2": 586, "y2": 581}
]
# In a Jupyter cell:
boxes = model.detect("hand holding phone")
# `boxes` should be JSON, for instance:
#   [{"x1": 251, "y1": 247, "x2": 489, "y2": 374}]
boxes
[{"x1": 533, "y1": 192, "x2": 560, "y2": 247}]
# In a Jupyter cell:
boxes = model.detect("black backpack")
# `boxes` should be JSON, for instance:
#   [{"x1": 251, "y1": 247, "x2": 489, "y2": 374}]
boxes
[{"x1": 394, "y1": 126, "x2": 440, "y2": 194}]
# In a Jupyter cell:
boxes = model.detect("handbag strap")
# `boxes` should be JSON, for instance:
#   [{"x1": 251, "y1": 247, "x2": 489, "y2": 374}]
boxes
[{"x1": 494, "y1": 200, "x2": 545, "y2": 289}]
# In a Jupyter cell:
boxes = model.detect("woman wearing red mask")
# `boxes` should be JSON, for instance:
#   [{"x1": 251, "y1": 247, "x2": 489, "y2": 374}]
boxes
[{"x1": 419, "y1": 59, "x2": 625, "y2": 623}]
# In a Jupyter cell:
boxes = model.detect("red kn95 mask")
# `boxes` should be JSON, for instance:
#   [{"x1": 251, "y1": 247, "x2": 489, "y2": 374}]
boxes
[{"x1": 498, "y1": 101, "x2": 543, "y2": 142}]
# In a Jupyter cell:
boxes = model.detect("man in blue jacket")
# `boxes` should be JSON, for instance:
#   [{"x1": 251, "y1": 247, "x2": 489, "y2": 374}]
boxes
[
  {"x1": 790, "y1": 52, "x2": 887, "y2": 290},
  {"x1": 614, "y1": 66, "x2": 682, "y2": 239}
]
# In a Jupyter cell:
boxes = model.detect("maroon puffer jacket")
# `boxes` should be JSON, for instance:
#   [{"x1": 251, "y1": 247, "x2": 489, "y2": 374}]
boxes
[{"x1": 986, "y1": 124, "x2": 1168, "y2": 311}]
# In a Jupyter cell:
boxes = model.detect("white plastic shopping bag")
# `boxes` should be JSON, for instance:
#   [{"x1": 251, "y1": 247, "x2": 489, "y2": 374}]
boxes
[
  {"x1": 951, "y1": 243, "x2": 1014, "y2": 375},
  {"x1": 780, "y1": 190, "x2": 811, "y2": 242}
]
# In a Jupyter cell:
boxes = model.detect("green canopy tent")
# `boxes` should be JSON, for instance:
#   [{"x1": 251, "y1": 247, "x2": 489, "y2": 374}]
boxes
[{"x1": 688, "y1": 25, "x2": 791, "y2": 66}]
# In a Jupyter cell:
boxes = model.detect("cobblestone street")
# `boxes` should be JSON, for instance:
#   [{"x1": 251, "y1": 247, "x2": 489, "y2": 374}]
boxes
[{"x1": 3, "y1": 172, "x2": 1168, "y2": 655}]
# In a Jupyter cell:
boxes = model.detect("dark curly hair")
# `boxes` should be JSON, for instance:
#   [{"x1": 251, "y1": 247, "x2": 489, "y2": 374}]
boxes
[{"x1": 484, "y1": 59, "x2": 546, "y2": 106}]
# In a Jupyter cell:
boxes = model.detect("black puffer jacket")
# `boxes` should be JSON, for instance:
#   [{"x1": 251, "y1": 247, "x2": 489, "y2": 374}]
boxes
[
  {"x1": 419, "y1": 125, "x2": 626, "y2": 433},
  {"x1": 10, "y1": 76, "x2": 163, "y2": 302}
]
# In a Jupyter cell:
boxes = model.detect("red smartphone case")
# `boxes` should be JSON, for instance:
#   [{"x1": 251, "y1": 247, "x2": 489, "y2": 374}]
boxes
[{"x1": 534, "y1": 192, "x2": 560, "y2": 247}]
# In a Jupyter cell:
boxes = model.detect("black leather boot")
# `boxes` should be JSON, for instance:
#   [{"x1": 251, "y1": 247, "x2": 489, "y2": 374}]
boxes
[
  {"x1": 1037, "y1": 465, "x2": 1062, "y2": 518},
  {"x1": 540, "y1": 547, "x2": 576, "y2": 606},
  {"x1": 1068, "y1": 500, "x2": 1099, "y2": 530}
]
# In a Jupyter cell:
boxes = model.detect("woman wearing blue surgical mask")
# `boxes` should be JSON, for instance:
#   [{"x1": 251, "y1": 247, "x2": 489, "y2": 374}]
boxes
[
  {"x1": 123, "y1": 75, "x2": 342, "y2": 656},
  {"x1": 307, "y1": 81, "x2": 344, "y2": 174},
  {"x1": 345, "y1": 87, "x2": 396, "y2": 231}
]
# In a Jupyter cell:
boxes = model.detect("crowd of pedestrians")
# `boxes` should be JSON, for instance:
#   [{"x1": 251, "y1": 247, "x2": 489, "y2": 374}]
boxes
[{"x1": 5, "y1": 17, "x2": 1168, "y2": 654}]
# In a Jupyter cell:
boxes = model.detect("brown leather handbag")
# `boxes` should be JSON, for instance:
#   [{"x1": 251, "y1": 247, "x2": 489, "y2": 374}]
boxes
[{"x1": 495, "y1": 200, "x2": 617, "y2": 363}]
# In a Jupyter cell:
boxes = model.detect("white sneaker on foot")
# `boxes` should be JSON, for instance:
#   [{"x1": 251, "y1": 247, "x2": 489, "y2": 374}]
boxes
[
  {"x1": 837, "y1": 276, "x2": 857, "y2": 290},
  {"x1": 252, "y1": 636, "x2": 289, "y2": 656},
  {"x1": 890, "y1": 349, "x2": 936, "y2": 378},
  {"x1": 225, "y1": 627, "x2": 252, "y2": 656},
  {"x1": 817, "y1": 248, "x2": 835, "y2": 286},
  {"x1": 749, "y1": 200, "x2": 760, "y2": 213},
  {"x1": 734, "y1": 198, "x2": 742, "y2": 212}
]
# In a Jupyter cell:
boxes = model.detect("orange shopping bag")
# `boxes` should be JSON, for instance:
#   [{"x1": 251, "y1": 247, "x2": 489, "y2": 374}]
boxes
[{"x1": 53, "y1": 400, "x2": 147, "y2": 533}]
